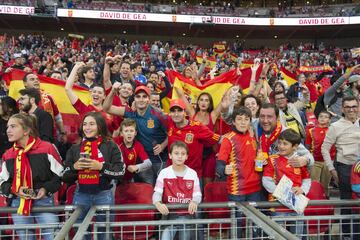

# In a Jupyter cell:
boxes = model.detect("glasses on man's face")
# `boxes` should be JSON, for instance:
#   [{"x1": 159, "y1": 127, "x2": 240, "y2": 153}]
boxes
[{"x1": 343, "y1": 105, "x2": 359, "y2": 110}]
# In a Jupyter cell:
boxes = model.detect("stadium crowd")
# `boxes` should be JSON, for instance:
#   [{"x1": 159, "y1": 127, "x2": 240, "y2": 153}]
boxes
[{"x1": 0, "y1": 33, "x2": 359, "y2": 239}]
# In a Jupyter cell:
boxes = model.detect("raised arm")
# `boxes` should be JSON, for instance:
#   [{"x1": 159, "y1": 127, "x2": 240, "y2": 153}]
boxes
[
  {"x1": 65, "y1": 62, "x2": 85, "y2": 105},
  {"x1": 174, "y1": 86, "x2": 195, "y2": 117},
  {"x1": 103, "y1": 56, "x2": 113, "y2": 91},
  {"x1": 103, "y1": 82, "x2": 126, "y2": 116}
]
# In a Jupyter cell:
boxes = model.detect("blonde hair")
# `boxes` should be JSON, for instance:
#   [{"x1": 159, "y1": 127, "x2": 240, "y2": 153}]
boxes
[{"x1": 10, "y1": 113, "x2": 38, "y2": 138}]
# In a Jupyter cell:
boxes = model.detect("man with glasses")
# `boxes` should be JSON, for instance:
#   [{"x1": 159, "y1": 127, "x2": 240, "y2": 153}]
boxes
[{"x1": 322, "y1": 96, "x2": 360, "y2": 239}]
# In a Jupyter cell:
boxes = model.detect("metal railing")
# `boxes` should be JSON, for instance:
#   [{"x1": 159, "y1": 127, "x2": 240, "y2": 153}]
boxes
[
  {"x1": 0, "y1": 199, "x2": 358, "y2": 240},
  {"x1": 0, "y1": 205, "x2": 81, "y2": 240}
]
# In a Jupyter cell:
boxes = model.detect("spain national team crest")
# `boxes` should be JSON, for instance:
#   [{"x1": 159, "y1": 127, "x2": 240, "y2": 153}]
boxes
[
  {"x1": 128, "y1": 153, "x2": 134, "y2": 161},
  {"x1": 168, "y1": 128, "x2": 173, "y2": 136},
  {"x1": 294, "y1": 168, "x2": 301, "y2": 175},
  {"x1": 185, "y1": 133, "x2": 194, "y2": 144},
  {"x1": 147, "y1": 119, "x2": 154, "y2": 129},
  {"x1": 186, "y1": 181, "x2": 193, "y2": 189}
]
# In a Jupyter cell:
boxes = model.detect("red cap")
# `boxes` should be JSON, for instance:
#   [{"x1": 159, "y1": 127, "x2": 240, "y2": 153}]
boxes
[
  {"x1": 170, "y1": 99, "x2": 186, "y2": 110},
  {"x1": 134, "y1": 85, "x2": 150, "y2": 96}
]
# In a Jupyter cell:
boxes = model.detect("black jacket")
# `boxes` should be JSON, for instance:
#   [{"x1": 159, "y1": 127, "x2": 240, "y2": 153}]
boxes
[
  {"x1": 62, "y1": 140, "x2": 125, "y2": 193},
  {"x1": 33, "y1": 107, "x2": 54, "y2": 143}
]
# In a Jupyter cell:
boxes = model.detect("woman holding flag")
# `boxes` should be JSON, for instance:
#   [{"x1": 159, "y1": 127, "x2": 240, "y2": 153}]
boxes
[{"x1": 0, "y1": 113, "x2": 63, "y2": 240}]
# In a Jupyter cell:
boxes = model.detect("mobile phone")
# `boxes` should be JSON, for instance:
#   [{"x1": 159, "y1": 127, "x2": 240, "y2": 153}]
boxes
[
  {"x1": 80, "y1": 152, "x2": 90, "y2": 159},
  {"x1": 23, "y1": 188, "x2": 36, "y2": 197}
]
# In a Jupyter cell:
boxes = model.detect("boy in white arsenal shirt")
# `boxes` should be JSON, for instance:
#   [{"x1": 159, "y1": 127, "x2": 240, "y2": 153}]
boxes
[{"x1": 153, "y1": 141, "x2": 202, "y2": 240}]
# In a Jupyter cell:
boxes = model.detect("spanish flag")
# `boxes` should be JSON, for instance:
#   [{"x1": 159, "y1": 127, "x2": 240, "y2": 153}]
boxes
[
  {"x1": 279, "y1": 67, "x2": 297, "y2": 86},
  {"x1": 6, "y1": 69, "x2": 91, "y2": 142},
  {"x1": 165, "y1": 66, "x2": 262, "y2": 112},
  {"x1": 213, "y1": 42, "x2": 226, "y2": 57},
  {"x1": 196, "y1": 55, "x2": 217, "y2": 71}
]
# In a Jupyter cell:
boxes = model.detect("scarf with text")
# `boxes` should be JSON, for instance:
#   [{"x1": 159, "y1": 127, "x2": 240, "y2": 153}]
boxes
[{"x1": 78, "y1": 136, "x2": 104, "y2": 185}]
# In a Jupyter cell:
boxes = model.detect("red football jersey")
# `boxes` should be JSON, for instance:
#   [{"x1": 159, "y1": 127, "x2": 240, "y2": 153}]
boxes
[
  {"x1": 116, "y1": 138, "x2": 149, "y2": 181},
  {"x1": 154, "y1": 165, "x2": 201, "y2": 205},
  {"x1": 73, "y1": 99, "x2": 119, "y2": 133},
  {"x1": 264, "y1": 155, "x2": 310, "y2": 188},
  {"x1": 218, "y1": 131, "x2": 261, "y2": 195},
  {"x1": 167, "y1": 119, "x2": 220, "y2": 177},
  {"x1": 305, "y1": 126, "x2": 336, "y2": 162}
]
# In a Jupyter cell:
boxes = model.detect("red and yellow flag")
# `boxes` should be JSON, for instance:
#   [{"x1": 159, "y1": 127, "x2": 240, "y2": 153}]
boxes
[
  {"x1": 196, "y1": 55, "x2": 217, "y2": 71},
  {"x1": 6, "y1": 69, "x2": 91, "y2": 142},
  {"x1": 165, "y1": 66, "x2": 262, "y2": 112}
]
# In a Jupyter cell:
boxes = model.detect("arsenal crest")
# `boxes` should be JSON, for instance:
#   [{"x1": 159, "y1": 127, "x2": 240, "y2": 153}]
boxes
[
  {"x1": 186, "y1": 181, "x2": 193, "y2": 189},
  {"x1": 185, "y1": 133, "x2": 194, "y2": 144}
]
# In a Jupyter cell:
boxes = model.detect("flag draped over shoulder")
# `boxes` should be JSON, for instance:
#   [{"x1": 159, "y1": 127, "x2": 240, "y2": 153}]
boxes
[
  {"x1": 6, "y1": 69, "x2": 91, "y2": 142},
  {"x1": 165, "y1": 66, "x2": 262, "y2": 112}
]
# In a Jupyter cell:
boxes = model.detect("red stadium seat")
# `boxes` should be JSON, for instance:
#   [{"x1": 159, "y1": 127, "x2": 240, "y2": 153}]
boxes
[
  {"x1": 65, "y1": 184, "x2": 77, "y2": 205},
  {"x1": 114, "y1": 183, "x2": 155, "y2": 240},
  {"x1": 203, "y1": 182, "x2": 230, "y2": 237},
  {"x1": 305, "y1": 181, "x2": 334, "y2": 234}
]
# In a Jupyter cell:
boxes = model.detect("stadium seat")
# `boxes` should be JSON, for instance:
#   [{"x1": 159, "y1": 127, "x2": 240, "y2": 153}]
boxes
[
  {"x1": 65, "y1": 184, "x2": 77, "y2": 205},
  {"x1": 114, "y1": 183, "x2": 155, "y2": 240},
  {"x1": 203, "y1": 181, "x2": 230, "y2": 237},
  {"x1": 305, "y1": 180, "x2": 334, "y2": 234}
]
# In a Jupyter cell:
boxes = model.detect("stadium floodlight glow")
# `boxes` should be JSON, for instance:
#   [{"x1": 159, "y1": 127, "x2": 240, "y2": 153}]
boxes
[
  {"x1": 274, "y1": 35, "x2": 278, "y2": 39},
  {"x1": 60, "y1": 28, "x2": 64, "y2": 31},
  {"x1": 236, "y1": 35, "x2": 239, "y2": 38},
  {"x1": 182, "y1": 33, "x2": 186, "y2": 36},
  {"x1": 123, "y1": 31, "x2": 127, "y2": 34}
]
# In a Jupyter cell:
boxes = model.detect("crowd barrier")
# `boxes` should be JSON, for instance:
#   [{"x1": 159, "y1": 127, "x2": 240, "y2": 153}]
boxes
[{"x1": 0, "y1": 200, "x2": 359, "y2": 239}]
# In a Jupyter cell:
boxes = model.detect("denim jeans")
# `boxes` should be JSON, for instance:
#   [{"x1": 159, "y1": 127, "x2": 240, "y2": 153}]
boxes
[
  {"x1": 161, "y1": 215, "x2": 193, "y2": 240},
  {"x1": 11, "y1": 197, "x2": 58, "y2": 240},
  {"x1": 272, "y1": 211, "x2": 304, "y2": 238},
  {"x1": 336, "y1": 162, "x2": 360, "y2": 238},
  {"x1": 73, "y1": 188, "x2": 114, "y2": 240},
  {"x1": 228, "y1": 191, "x2": 263, "y2": 238}
]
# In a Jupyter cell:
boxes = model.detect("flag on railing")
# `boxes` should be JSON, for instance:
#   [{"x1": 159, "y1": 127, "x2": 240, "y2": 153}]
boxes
[{"x1": 5, "y1": 69, "x2": 91, "y2": 142}]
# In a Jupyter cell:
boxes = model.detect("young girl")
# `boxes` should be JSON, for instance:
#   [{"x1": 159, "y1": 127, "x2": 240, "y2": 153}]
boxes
[
  {"x1": 0, "y1": 113, "x2": 63, "y2": 240},
  {"x1": 62, "y1": 112, "x2": 125, "y2": 239}
]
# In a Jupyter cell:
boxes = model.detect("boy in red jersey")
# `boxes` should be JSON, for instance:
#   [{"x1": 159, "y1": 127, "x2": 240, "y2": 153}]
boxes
[
  {"x1": 263, "y1": 129, "x2": 311, "y2": 237},
  {"x1": 114, "y1": 119, "x2": 152, "y2": 183},
  {"x1": 305, "y1": 110, "x2": 335, "y2": 197},
  {"x1": 153, "y1": 141, "x2": 201, "y2": 240},
  {"x1": 217, "y1": 106, "x2": 262, "y2": 238}
]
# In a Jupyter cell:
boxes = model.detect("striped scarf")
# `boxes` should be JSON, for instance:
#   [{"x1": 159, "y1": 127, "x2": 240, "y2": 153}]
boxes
[{"x1": 12, "y1": 136, "x2": 36, "y2": 215}]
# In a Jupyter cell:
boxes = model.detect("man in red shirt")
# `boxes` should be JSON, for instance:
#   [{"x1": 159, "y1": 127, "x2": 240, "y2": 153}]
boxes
[
  {"x1": 167, "y1": 99, "x2": 220, "y2": 183},
  {"x1": 305, "y1": 110, "x2": 336, "y2": 197}
]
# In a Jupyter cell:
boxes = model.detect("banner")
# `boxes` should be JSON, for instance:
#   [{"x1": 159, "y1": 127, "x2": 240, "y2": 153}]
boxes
[
  {"x1": 213, "y1": 42, "x2": 226, "y2": 57},
  {"x1": 6, "y1": 69, "x2": 91, "y2": 142},
  {"x1": 298, "y1": 65, "x2": 333, "y2": 73}
]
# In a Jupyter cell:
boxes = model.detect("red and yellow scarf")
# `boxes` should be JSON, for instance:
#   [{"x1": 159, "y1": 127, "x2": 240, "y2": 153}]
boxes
[
  {"x1": 260, "y1": 121, "x2": 282, "y2": 159},
  {"x1": 12, "y1": 136, "x2": 36, "y2": 215},
  {"x1": 78, "y1": 137, "x2": 104, "y2": 185}
]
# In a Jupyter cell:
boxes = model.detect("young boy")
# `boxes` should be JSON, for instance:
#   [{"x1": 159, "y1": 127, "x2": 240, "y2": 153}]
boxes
[
  {"x1": 217, "y1": 106, "x2": 262, "y2": 238},
  {"x1": 115, "y1": 119, "x2": 152, "y2": 183},
  {"x1": 153, "y1": 141, "x2": 201, "y2": 240},
  {"x1": 263, "y1": 129, "x2": 311, "y2": 237},
  {"x1": 305, "y1": 110, "x2": 335, "y2": 197}
]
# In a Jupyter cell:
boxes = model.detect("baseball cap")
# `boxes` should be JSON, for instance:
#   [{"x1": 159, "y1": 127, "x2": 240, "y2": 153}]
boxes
[
  {"x1": 349, "y1": 75, "x2": 360, "y2": 84},
  {"x1": 134, "y1": 85, "x2": 150, "y2": 96},
  {"x1": 169, "y1": 99, "x2": 186, "y2": 110}
]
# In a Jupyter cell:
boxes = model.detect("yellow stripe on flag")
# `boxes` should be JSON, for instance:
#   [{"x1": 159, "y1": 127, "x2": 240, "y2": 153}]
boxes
[{"x1": 9, "y1": 80, "x2": 91, "y2": 114}]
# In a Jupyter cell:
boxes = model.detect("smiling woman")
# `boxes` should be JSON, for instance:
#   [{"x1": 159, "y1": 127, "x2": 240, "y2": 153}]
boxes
[{"x1": 62, "y1": 111, "x2": 125, "y2": 240}]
